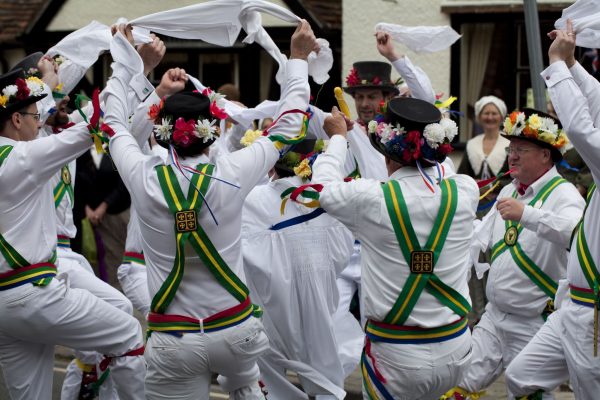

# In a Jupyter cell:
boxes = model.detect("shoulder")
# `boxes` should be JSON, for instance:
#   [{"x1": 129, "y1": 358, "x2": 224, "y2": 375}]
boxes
[{"x1": 447, "y1": 173, "x2": 479, "y2": 198}]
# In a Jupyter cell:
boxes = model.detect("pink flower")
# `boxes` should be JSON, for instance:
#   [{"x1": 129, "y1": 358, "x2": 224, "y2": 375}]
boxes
[
  {"x1": 172, "y1": 118, "x2": 197, "y2": 147},
  {"x1": 438, "y1": 143, "x2": 453, "y2": 155},
  {"x1": 210, "y1": 101, "x2": 228, "y2": 120},
  {"x1": 15, "y1": 78, "x2": 30, "y2": 100},
  {"x1": 345, "y1": 68, "x2": 360, "y2": 86}
]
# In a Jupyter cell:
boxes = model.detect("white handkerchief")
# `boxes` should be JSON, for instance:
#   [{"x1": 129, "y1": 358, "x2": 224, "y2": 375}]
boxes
[
  {"x1": 555, "y1": 0, "x2": 600, "y2": 49},
  {"x1": 375, "y1": 23, "x2": 461, "y2": 53}
]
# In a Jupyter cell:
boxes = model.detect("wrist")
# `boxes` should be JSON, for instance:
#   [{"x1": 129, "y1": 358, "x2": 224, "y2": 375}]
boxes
[
  {"x1": 155, "y1": 86, "x2": 167, "y2": 99},
  {"x1": 566, "y1": 57, "x2": 576, "y2": 68},
  {"x1": 549, "y1": 55, "x2": 564, "y2": 65}
]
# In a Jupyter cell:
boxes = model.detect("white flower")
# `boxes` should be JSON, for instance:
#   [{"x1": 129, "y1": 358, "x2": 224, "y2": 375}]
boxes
[
  {"x1": 539, "y1": 117, "x2": 558, "y2": 136},
  {"x1": 379, "y1": 124, "x2": 394, "y2": 144},
  {"x1": 153, "y1": 118, "x2": 172, "y2": 141},
  {"x1": 367, "y1": 120, "x2": 378, "y2": 133},
  {"x1": 423, "y1": 123, "x2": 445, "y2": 149},
  {"x1": 194, "y1": 119, "x2": 217, "y2": 142},
  {"x1": 2, "y1": 85, "x2": 17, "y2": 98},
  {"x1": 513, "y1": 112, "x2": 526, "y2": 135},
  {"x1": 26, "y1": 80, "x2": 43, "y2": 96},
  {"x1": 439, "y1": 118, "x2": 458, "y2": 142}
]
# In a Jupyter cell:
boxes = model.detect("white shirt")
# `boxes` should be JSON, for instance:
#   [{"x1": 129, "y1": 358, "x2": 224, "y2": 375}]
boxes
[
  {"x1": 0, "y1": 123, "x2": 91, "y2": 273},
  {"x1": 473, "y1": 166, "x2": 584, "y2": 316},
  {"x1": 543, "y1": 61, "x2": 600, "y2": 289},
  {"x1": 106, "y1": 57, "x2": 311, "y2": 318},
  {"x1": 312, "y1": 135, "x2": 479, "y2": 327}
]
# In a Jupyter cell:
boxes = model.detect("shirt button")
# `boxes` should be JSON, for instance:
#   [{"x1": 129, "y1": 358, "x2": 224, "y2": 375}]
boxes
[{"x1": 545, "y1": 75, "x2": 551, "y2": 80}]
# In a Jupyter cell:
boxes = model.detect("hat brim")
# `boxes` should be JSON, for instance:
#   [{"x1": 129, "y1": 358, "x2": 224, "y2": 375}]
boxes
[
  {"x1": 343, "y1": 84, "x2": 399, "y2": 96},
  {"x1": 501, "y1": 134, "x2": 563, "y2": 162},
  {"x1": 0, "y1": 93, "x2": 47, "y2": 117},
  {"x1": 368, "y1": 130, "x2": 404, "y2": 164}
]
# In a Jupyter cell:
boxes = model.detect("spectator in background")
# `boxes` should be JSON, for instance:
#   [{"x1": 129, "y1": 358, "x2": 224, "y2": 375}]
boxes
[
  {"x1": 217, "y1": 82, "x2": 240, "y2": 102},
  {"x1": 457, "y1": 95, "x2": 511, "y2": 326},
  {"x1": 73, "y1": 147, "x2": 131, "y2": 290}
]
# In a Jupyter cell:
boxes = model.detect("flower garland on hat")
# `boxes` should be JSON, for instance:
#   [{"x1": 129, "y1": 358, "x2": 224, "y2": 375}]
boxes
[
  {"x1": 502, "y1": 111, "x2": 568, "y2": 153},
  {"x1": 367, "y1": 101, "x2": 457, "y2": 165},
  {"x1": 0, "y1": 76, "x2": 45, "y2": 108},
  {"x1": 345, "y1": 68, "x2": 403, "y2": 88},
  {"x1": 148, "y1": 88, "x2": 228, "y2": 149}
]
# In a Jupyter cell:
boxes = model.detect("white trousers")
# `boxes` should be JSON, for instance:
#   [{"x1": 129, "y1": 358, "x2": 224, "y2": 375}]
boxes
[
  {"x1": 145, "y1": 316, "x2": 269, "y2": 400},
  {"x1": 332, "y1": 243, "x2": 364, "y2": 377},
  {"x1": 117, "y1": 261, "x2": 150, "y2": 316},
  {"x1": 506, "y1": 297, "x2": 600, "y2": 399},
  {"x1": 364, "y1": 331, "x2": 472, "y2": 400},
  {"x1": 458, "y1": 302, "x2": 553, "y2": 399},
  {"x1": 57, "y1": 248, "x2": 136, "y2": 400},
  {"x1": 0, "y1": 278, "x2": 145, "y2": 400}
]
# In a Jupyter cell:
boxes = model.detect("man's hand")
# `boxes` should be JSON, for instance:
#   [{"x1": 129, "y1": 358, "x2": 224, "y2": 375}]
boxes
[
  {"x1": 547, "y1": 18, "x2": 576, "y2": 68},
  {"x1": 496, "y1": 197, "x2": 525, "y2": 222},
  {"x1": 375, "y1": 31, "x2": 401, "y2": 62},
  {"x1": 290, "y1": 20, "x2": 318, "y2": 61},
  {"x1": 111, "y1": 24, "x2": 134, "y2": 46},
  {"x1": 37, "y1": 56, "x2": 59, "y2": 90},
  {"x1": 155, "y1": 68, "x2": 187, "y2": 98},
  {"x1": 323, "y1": 106, "x2": 348, "y2": 138},
  {"x1": 138, "y1": 34, "x2": 166, "y2": 76}
]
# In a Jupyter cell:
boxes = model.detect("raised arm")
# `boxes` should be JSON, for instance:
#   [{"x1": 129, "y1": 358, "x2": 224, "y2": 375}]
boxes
[
  {"x1": 376, "y1": 31, "x2": 436, "y2": 104},
  {"x1": 544, "y1": 21, "x2": 600, "y2": 182}
]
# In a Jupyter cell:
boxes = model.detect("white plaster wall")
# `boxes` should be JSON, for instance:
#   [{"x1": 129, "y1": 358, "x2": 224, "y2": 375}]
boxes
[
  {"x1": 47, "y1": 0, "x2": 294, "y2": 31},
  {"x1": 342, "y1": 0, "x2": 451, "y2": 120}
]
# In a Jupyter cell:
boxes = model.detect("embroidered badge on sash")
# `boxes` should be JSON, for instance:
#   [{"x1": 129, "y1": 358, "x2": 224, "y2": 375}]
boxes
[
  {"x1": 410, "y1": 251, "x2": 433, "y2": 274},
  {"x1": 504, "y1": 226, "x2": 518, "y2": 246},
  {"x1": 61, "y1": 166, "x2": 71, "y2": 185},
  {"x1": 176, "y1": 210, "x2": 197, "y2": 233},
  {"x1": 543, "y1": 299, "x2": 555, "y2": 315}
]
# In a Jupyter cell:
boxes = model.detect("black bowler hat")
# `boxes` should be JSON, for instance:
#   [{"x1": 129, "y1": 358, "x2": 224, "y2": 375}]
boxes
[
  {"x1": 368, "y1": 97, "x2": 457, "y2": 166},
  {"x1": 343, "y1": 61, "x2": 399, "y2": 96},
  {"x1": 501, "y1": 108, "x2": 567, "y2": 162},
  {"x1": 10, "y1": 52, "x2": 44, "y2": 78},
  {"x1": 151, "y1": 91, "x2": 218, "y2": 157},
  {"x1": 0, "y1": 69, "x2": 47, "y2": 117}
]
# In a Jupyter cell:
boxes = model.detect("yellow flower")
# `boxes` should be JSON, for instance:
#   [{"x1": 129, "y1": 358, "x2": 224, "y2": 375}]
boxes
[
  {"x1": 503, "y1": 117, "x2": 513, "y2": 134},
  {"x1": 54, "y1": 82, "x2": 64, "y2": 93},
  {"x1": 528, "y1": 114, "x2": 541, "y2": 130},
  {"x1": 293, "y1": 158, "x2": 312, "y2": 178},
  {"x1": 0, "y1": 95, "x2": 6, "y2": 108},
  {"x1": 240, "y1": 129, "x2": 263, "y2": 147},
  {"x1": 26, "y1": 76, "x2": 44, "y2": 86},
  {"x1": 537, "y1": 130, "x2": 556, "y2": 145}
]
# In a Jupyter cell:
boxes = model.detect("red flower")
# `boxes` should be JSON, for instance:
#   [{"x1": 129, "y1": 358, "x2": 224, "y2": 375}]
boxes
[
  {"x1": 15, "y1": 78, "x2": 30, "y2": 100},
  {"x1": 372, "y1": 76, "x2": 381, "y2": 85},
  {"x1": 210, "y1": 101, "x2": 228, "y2": 120},
  {"x1": 438, "y1": 143, "x2": 453, "y2": 155},
  {"x1": 172, "y1": 118, "x2": 197, "y2": 147},
  {"x1": 345, "y1": 68, "x2": 360, "y2": 86},
  {"x1": 403, "y1": 130, "x2": 422, "y2": 162},
  {"x1": 148, "y1": 98, "x2": 164, "y2": 121},
  {"x1": 202, "y1": 87, "x2": 213, "y2": 97}
]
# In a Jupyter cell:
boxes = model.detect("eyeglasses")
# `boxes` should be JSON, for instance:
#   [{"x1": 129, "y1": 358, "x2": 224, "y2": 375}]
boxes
[
  {"x1": 505, "y1": 147, "x2": 536, "y2": 156},
  {"x1": 19, "y1": 112, "x2": 41, "y2": 121}
]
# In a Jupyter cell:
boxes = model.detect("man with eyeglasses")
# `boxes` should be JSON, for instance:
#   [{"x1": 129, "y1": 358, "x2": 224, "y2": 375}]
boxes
[
  {"x1": 445, "y1": 109, "x2": 584, "y2": 399},
  {"x1": 0, "y1": 67, "x2": 147, "y2": 399}
]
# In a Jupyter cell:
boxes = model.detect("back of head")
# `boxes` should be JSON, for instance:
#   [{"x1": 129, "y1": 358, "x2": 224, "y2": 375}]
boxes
[
  {"x1": 150, "y1": 91, "x2": 224, "y2": 157},
  {"x1": 217, "y1": 83, "x2": 240, "y2": 102},
  {"x1": 367, "y1": 97, "x2": 457, "y2": 167}
]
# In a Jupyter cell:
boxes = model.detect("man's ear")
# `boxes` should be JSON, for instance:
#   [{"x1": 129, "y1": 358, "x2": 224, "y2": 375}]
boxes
[{"x1": 11, "y1": 112, "x2": 21, "y2": 129}]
